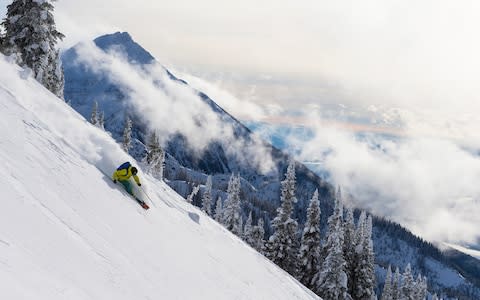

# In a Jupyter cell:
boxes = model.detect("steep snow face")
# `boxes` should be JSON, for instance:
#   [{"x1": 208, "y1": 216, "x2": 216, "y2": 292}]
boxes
[{"x1": 0, "y1": 56, "x2": 318, "y2": 300}]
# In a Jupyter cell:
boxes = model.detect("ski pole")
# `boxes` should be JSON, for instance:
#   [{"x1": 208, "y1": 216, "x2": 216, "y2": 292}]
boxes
[{"x1": 140, "y1": 186, "x2": 153, "y2": 203}]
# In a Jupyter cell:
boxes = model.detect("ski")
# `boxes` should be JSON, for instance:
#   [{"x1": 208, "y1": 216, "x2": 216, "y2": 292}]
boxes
[{"x1": 135, "y1": 198, "x2": 150, "y2": 210}]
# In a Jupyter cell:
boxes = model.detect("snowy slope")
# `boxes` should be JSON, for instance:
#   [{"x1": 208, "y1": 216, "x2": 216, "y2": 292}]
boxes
[{"x1": 0, "y1": 56, "x2": 318, "y2": 299}]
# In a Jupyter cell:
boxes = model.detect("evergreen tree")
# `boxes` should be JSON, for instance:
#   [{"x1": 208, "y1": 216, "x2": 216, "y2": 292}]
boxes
[
  {"x1": 344, "y1": 206, "x2": 356, "y2": 295},
  {"x1": 186, "y1": 185, "x2": 200, "y2": 203},
  {"x1": 381, "y1": 266, "x2": 393, "y2": 300},
  {"x1": 350, "y1": 210, "x2": 365, "y2": 298},
  {"x1": 122, "y1": 117, "x2": 133, "y2": 153},
  {"x1": 297, "y1": 189, "x2": 321, "y2": 289},
  {"x1": 353, "y1": 214, "x2": 376, "y2": 300},
  {"x1": 355, "y1": 211, "x2": 367, "y2": 245},
  {"x1": 327, "y1": 186, "x2": 344, "y2": 239},
  {"x1": 98, "y1": 111, "x2": 105, "y2": 129},
  {"x1": 222, "y1": 174, "x2": 242, "y2": 235},
  {"x1": 201, "y1": 175, "x2": 212, "y2": 216},
  {"x1": 250, "y1": 218, "x2": 265, "y2": 253},
  {"x1": 419, "y1": 276, "x2": 427, "y2": 300},
  {"x1": 266, "y1": 160, "x2": 299, "y2": 275},
  {"x1": 316, "y1": 187, "x2": 352, "y2": 300},
  {"x1": 146, "y1": 130, "x2": 160, "y2": 164},
  {"x1": 214, "y1": 196, "x2": 223, "y2": 223},
  {"x1": 243, "y1": 211, "x2": 253, "y2": 244},
  {"x1": 392, "y1": 267, "x2": 401, "y2": 300},
  {"x1": 413, "y1": 275, "x2": 427, "y2": 300},
  {"x1": 237, "y1": 216, "x2": 243, "y2": 238},
  {"x1": 1, "y1": 0, "x2": 65, "y2": 97},
  {"x1": 0, "y1": 25, "x2": 4, "y2": 45},
  {"x1": 90, "y1": 101, "x2": 98, "y2": 126},
  {"x1": 400, "y1": 264, "x2": 415, "y2": 300},
  {"x1": 158, "y1": 150, "x2": 165, "y2": 179}
]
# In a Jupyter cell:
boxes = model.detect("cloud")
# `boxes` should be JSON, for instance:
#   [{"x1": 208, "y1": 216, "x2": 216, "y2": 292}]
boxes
[
  {"x1": 168, "y1": 69, "x2": 282, "y2": 122},
  {"x1": 53, "y1": 1, "x2": 480, "y2": 111},
  {"x1": 287, "y1": 109, "x2": 480, "y2": 246},
  {"x1": 51, "y1": 0, "x2": 480, "y2": 153},
  {"x1": 71, "y1": 41, "x2": 277, "y2": 174}
]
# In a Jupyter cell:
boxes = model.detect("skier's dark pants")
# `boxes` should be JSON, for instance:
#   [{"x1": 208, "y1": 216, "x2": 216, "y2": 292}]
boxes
[{"x1": 119, "y1": 180, "x2": 133, "y2": 195}]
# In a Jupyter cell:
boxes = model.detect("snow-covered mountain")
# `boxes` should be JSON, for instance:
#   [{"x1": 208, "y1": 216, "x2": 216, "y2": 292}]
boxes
[
  {"x1": 60, "y1": 32, "x2": 480, "y2": 298},
  {"x1": 62, "y1": 31, "x2": 330, "y2": 234},
  {"x1": 0, "y1": 55, "x2": 319, "y2": 299}
]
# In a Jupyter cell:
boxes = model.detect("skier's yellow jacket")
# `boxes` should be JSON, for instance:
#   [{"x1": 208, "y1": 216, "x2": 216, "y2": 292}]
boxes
[{"x1": 112, "y1": 166, "x2": 141, "y2": 184}]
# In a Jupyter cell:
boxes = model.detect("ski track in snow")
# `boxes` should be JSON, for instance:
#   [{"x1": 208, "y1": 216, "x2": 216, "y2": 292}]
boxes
[{"x1": 0, "y1": 55, "x2": 319, "y2": 299}]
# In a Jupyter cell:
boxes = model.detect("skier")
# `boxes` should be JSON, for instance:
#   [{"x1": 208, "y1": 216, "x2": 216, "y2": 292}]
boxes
[{"x1": 112, "y1": 162, "x2": 148, "y2": 209}]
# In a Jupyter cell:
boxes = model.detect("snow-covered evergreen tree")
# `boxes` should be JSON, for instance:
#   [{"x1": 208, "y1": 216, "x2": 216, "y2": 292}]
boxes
[
  {"x1": 349, "y1": 212, "x2": 375, "y2": 300},
  {"x1": 392, "y1": 267, "x2": 401, "y2": 300},
  {"x1": 98, "y1": 111, "x2": 105, "y2": 129},
  {"x1": 214, "y1": 196, "x2": 223, "y2": 223},
  {"x1": 186, "y1": 185, "x2": 200, "y2": 203},
  {"x1": 1, "y1": 0, "x2": 65, "y2": 97},
  {"x1": 266, "y1": 160, "x2": 299, "y2": 275},
  {"x1": 146, "y1": 130, "x2": 159, "y2": 163},
  {"x1": 122, "y1": 117, "x2": 133, "y2": 153},
  {"x1": 353, "y1": 214, "x2": 376, "y2": 300},
  {"x1": 400, "y1": 264, "x2": 415, "y2": 300},
  {"x1": 297, "y1": 189, "x2": 321, "y2": 289},
  {"x1": 201, "y1": 175, "x2": 212, "y2": 216},
  {"x1": 344, "y1": 206, "x2": 356, "y2": 295},
  {"x1": 90, "y1": 101, "x2": 98, "y2": 126},
  {"x1": 250, "y1": 218, "x2": 265, "y2": 253},
  {"x1": 413, "y1": 275, "x2": 427, "y2": 300},
  {"x1": 0, "y1": 26, "x2": 4, "y2": 46},
  {"x1": 145, "y1": 130, "x2": 165, "y2": 180},
  {"x1": 381, "y1": 266, "x2": 393, "y2": 300},
  {"x1": 419, "y1": 276, "x2": 427, "y2": 300},
  {"x1": 222, "y1": 174, "x2": 242, "y2": 235},
  {"x1": 327, "y1": 187, "x2": 344, "y2": 239},
  {"x1": 243, "y1": 211, "x2": 253, "y2": 244},
  {"x1": 238, "y1": 215, "x2": 243, "y2": 236},
  {"x1": 316, "y1": 187, "x2": 352, "y2": 300},
  {"x1": 355, "y1": 211, "x2": 366, "y2": 244}
]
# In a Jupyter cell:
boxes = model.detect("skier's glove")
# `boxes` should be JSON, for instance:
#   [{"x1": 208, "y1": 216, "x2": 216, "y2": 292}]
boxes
[
  {"x1": 113, "y1": 180, "x2": 117, "y2": 184},
  {"x1": 137, "y1": 183, "x2": 142, "y2": 187}
]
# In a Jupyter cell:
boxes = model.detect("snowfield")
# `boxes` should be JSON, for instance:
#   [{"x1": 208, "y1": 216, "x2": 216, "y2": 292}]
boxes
[{"x1": 0, "y1": 55, "x2": 318, "y2": 300}]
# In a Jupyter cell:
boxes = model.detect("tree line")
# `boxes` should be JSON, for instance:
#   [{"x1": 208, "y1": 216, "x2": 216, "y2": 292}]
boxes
[{"x1": 194, "y1": 159, "x2": 430, "y2": 300}]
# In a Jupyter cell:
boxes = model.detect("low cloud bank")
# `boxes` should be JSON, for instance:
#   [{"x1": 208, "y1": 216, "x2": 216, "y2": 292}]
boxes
[
  {"x1": 72, "y1": 42, "x2": 277, "y2": 174},
  {"x1": 287, "y1": 108, "x2": 480, "y2": 246}
]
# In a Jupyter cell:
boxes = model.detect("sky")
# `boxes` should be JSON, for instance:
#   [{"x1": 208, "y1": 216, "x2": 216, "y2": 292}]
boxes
[
  {"x1": 2, "y1": 1, "x2": 480, "y2": 117},
  {"x1": 51, "y1": 1, "x2": 480, "y2": 108},
  {"x1": 1, "y1": 0, "x2": 479, "y2": 247}
]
